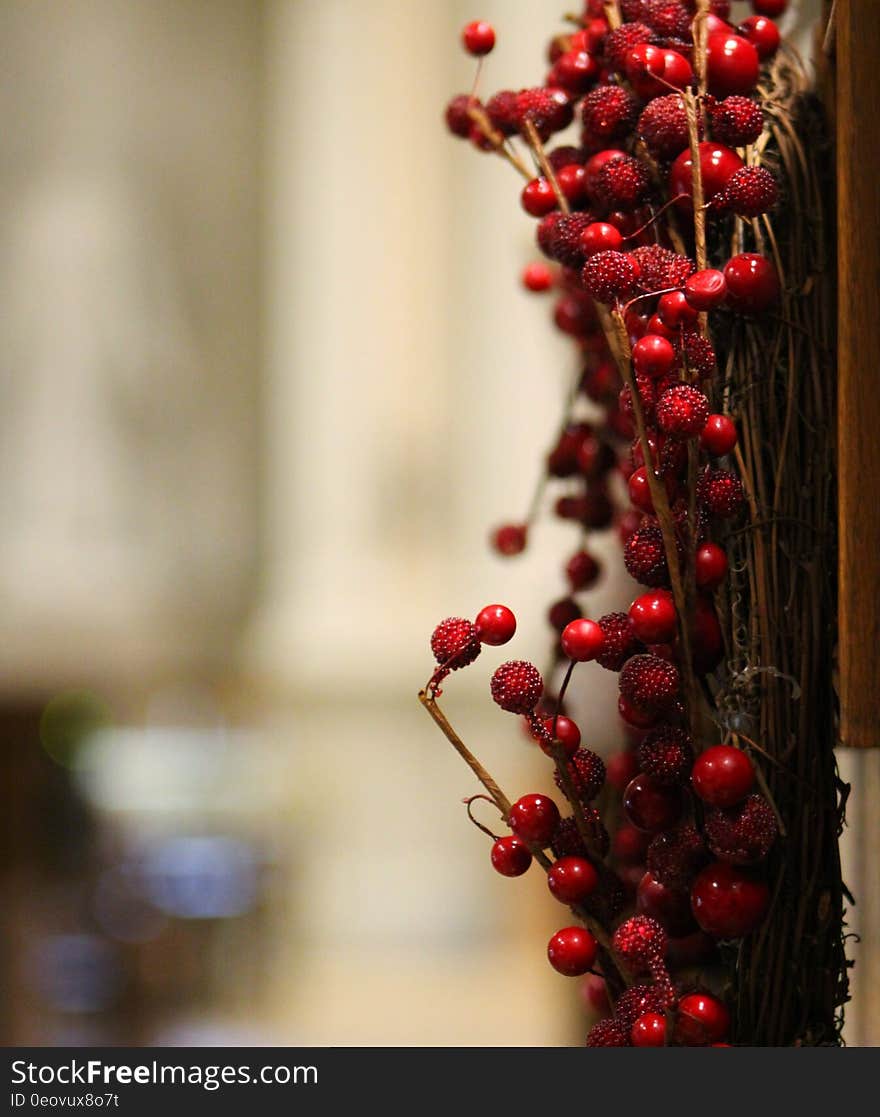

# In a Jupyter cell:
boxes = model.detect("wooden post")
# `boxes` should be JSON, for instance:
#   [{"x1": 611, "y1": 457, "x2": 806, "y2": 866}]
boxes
[{"x1": 836, "y1": 0, "x2": 880, "y2": 749}]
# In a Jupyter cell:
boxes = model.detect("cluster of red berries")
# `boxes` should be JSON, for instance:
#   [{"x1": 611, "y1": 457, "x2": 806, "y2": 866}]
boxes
[{"x1": 430, "y1": 0, "x2": 791, "y2": 1047}]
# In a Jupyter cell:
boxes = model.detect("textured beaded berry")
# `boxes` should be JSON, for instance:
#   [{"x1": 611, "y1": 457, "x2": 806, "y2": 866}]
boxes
[
  {"x1": 614, "y1": 982, "x2": 673, "y2": 1032},
  {"x1": 700, "y1": 468, "x2": 745, "y2": 518},
  {"x1": 595, "y1": 612, "x2": 642, "y2": 671},
  {"x1": 704, "y1": 793, "x2": 778, "y2": 864},
  {"x1": 582, "y1": 250, "x2": 640, "y2": 304},
  {"x1": 491, "y1": 661, "x2": 544, "y2": 714},
  {"x1": 586, "y1": 1019, "x2": 629, "y2": 1046},
  {"x1": 548, "y1": 926, "x2": 598, "y2": 976},
  {"x1": 638, "y1": 94, "x2": 692, "y2": 161},
  {"x1": 630, "y1": 245, "x2": 696, "y2": 293},
  {"x1": 722, "y1": 165, "x2": 778, "y2": 217},
  {"x1": 657, "y1": 385, "x2": 711, "y2": 440},
  {"x1": 619, "y1": 654, "x2": 681, "y2": 711},
  {"x1": 490, "y1": 835, "x2": 532, "y2": 877},
  {"x1": 647, "y1": 823, "x2": 710, "y2": 887},
  {"x1": 709, "y1": 95, "x2": 764, "y2": 146},
  {"x1": 612, "y1": 914, "x2": 667, "y2": 972},
  {"x1": 624, "y1": 520, "x2": 673, "y2": 587},
  {"x1": 581, "y1": 85, "x2": 639, "y2": 142},
  {"x1": 594, "y1": 155, "x2": 651, "y2": 210},
  {"x1": 509, "y1": 792, "x2": 560, "y2": 847},
  {"x1": 554, "y1": 747, "x2": 607, "y2": 802},
  {"x1": 431, "y1": 617, "x2": 482, "y2": 671},
  {"x1": 637, "y1": 725, "x2": 693, "y2": 785},
  {"x1": 566, "y1": 549, "x2": 602, "y2": 591}
]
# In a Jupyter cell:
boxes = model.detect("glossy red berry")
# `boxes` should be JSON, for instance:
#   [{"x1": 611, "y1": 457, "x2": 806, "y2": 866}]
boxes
[
  {"x1": 475, "y1": 604, "x2": 517, "y2": 646},
  {"x1": 628, "y1": 467, "x2": 656, "y2": 515},
  {"x1": 700, "y1": 414, "x2": 737, "y2": 456},
  {"x1": 629, "y1": 590, "x2": 677, "y2": 644},
  {"x1": 579, "y1": 221, "x2": 624, "y2": 257},
  {"x1": 490, "y1": 835, "x2": 532, "y2": 877},
  {"x1": 491, "y1": 661, "x2": 544, "y2": 714},
  {"x1": 625, "y1": 42, "x2": 667, "y2": 99},
  {"x1": 670, "y1": 143, "x2": 743, "y2": 209},
  {"x1": 522, "y1": 177, "x2": 558, "y2": 217},
  {"x1": 691, "y1": 861, "x2": 770, "y2": 937},
  {"x1": 553, "y1": 49, "x2": 600, "y2": 94},
  {"x1": 548, "y1": 925, "x2": 598, "y2": 976},
  {"x1": 658, "y1": 290, "x2": 699, "y2": 329},
  {"x1": 632, "y1": 334, "x2": 676, "y2": 380},
  {"x1": 636, "y1": 870, "x2": 697, "y2": 937},
  {"x1": 695, "y1": 542, "x2": 729, "y2": 589},
  {"x1": 662, "y1": 49, "x2": 693, "y2": 90},
  {"x1": 675, "y1": 992, "x2": 730, "y2": 1045},
  {"x1": 706, "y1": 32, "x2": 760, "y2": 97},
  {"x1": 461, "y1": 20, "x2": 496, "y2": 56},
  {"x1": 631, "y1": 1012, "x2": 667, "y2": 1047},
  {"x1": 522, "y1": 261, "x2": 554, "y2": 292},
  {"x1": 561, "y1": 618, "x2": 605, "y2": 662},
  {"x1": 684, "y1": 269, "x2": 728, "y2": 311},
  {"x1": 606, "y1": 750, "x2": 639, "y2": 792},
  {"x1": 548, "y1": 856, "x2": 600, "y2": 903},
  {"x1": 556, "y1": 163, "x2": 587, "y2": 203},
  {"x1": 623, "y1": 772, "x2": 683, "y2": 833},
  {"x1": 724, "y1": 252, "x2": 780, "y2": 312},
  {"x1": 691, "y1": 745, "x2": 755, "y2": 807},
  {"x1": 738, "y1": 14, "x2": 781, "y2": 59},
  {"x1": 509, "y1": 793, "x2": 560, "y2": 848},
  {"x1": 491, "y1": 522, "x2": 528, "y2": 556},
  {"x1": 539, "y1": 715, "x2": 582, "y2": 758}
]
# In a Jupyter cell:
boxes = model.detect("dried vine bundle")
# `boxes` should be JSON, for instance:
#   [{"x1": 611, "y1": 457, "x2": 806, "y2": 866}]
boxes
[{"x1": 422, "y1": 0, "x2": 849, "y2": 1047}]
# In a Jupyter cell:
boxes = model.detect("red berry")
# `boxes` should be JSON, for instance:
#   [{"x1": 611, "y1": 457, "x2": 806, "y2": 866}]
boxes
[
  {"x1": 491, "y1": 661, "x2": 544, "y2": 714},
  {"x1": 695, "y1": 542, "x2": 729, "y2": 589},
  {"x1": 709, "y1": 95, "x2": 764, "y2": 146},
  {"x1": 628, "y1": 467, "x2": 656, "y2": 515},
  {"x1": 724, "y1": 252, "x2": 780, "y2": 312},
  {"x1": 623, "y1": 772, "x2": 683, "y2": 832},
  {"x1": 632, "y1": 334, "x2": 676, "y2": 380},
  {"x1": 548, "y1": 926, "x2": 598, "y2": 976},
  {"x1": 625, "y1": 42, "x2": 667, "y2": 98},
  {"x1": 612, "y1": 913, "x2": 667, "y2": 972},
  {"x1": 721, "y1": 165, "x2": 778, "y2": 217},
  {"x1": 629, "y1": 589, "x2": 677, "y2": 644},
  {"x1": 593, "y1": 155, "x2": 651, "y2": 211},
  {"x1": 580, "y1": 221, "x2": 624, "y2": 257},
  {"x1": 706, "y1": 33, "x2": 760, "y2": 97},
  {"x1": 509, "y1": 792, "x2": 560, "y2": 847},
  {"x1": 607, "y1": 750, "x2": 639, "y2": 791},
  {"x1": 637, "y1": 724, "x2": 692, "y2": 784},
  {"x1": 699, "y1": 467, "x2": 745, "y2": 518},
  {"x1": 490, "y1": 835, "x2": 532, "y2": 877},
  {"x1": 661, "y1": 49, "x2": 694, "y2": 89},
  {"x1": 630, "y1": 244, "x2": 696, "y2": 293},
  {"x1": 461, "y1": 20, "x2": 495, "y2": 56},
  {"x1": 632, "y1": 1012, "x2": 667, "y2": 1047},
  {"x1": 554, "y1": 747, "x2": 606, "y2": 802},
  {"x1": 675, "y1": 992, "x2": 730, "y2": 1045},
  {"x1": 691, "y1": 745, "x2": 754, "y2": 806},
  {"x1": 586, "y1": 1019, "x2": 629, "y2": 1046},
  {"x1": 680, "y1": 328, "x2": 717, "y2": 377},
  {"x1": 657, "y1": 384, "x2": 710, "y2": 439},
  {"x1": 540, "y1": 715, "x2": 582, "y2": 758},
  {"x1": 604, "y1": 21, "x2": 654, "y2": 71},
  {"x1": 737, "y1": 15, "x2": 781, "y2": 59},
  {"x1": 491, "y1": 522, "x2": 528, "y2": 556},
  {"x1": 700, "y1": 414, "x2": 737, "y2": 456},
  {"x1": 614, "y1": 982, "x2": 672, "y2": 1031},
  {"x1": 752, "y1": 0, "x2": 786, "y2": 16},
  {"x1": 684, "y1": 268, "x2": 728, "y2": 310},
  {"x1": 445, "y1": 94, "x2": 476, "y2": 138},
  {"x1": 548, "y1": 597, "x2": 581, "y2": 632},
  {"x1": 618, "y1": 695, "x2": 661, "y2": 729},
  {"x1": 670, "y1": 142, "x2": 744, "y2": 209},
  {"x1": 624, "y1": 518, "x2": 674, "y2": 587},
  {"x1": 581, "y1": 85, "x2": 639, "y2": 143},
  {"x1": 583, "y1": 973, "x2": 611, "y2": 1015},
  {"x1": 561, "y1": 618, "x2": 605, "y2": 662},
  {"x1": 704, "y1": 793, "x2": 778, "y2": 864},
  {"x1": 475, "y1": 604, "x2": 517, "y2": 646},
  {"x1": 548, "y1": 856, "x2": 600, "y2": 903},
  {"x1": 431, "y1": 617, "x2": 482, "y2": 670},
  {"x1": 647, "y1": 314, "x2": 675, "y2": 341},
  {"x1": 636, "y1": 870, "x2": 697, "y2": 936},
  {"x1": 522, "y1": 261, "x2": 554, "y2": 292},
  {"x1": 553, "y1": 49, "x2": 600, "y2": 94},
  {"x1": 566, "y1": 549, "x2": 601, "y2": 591},
  {"x1": 658, "y1": 289, "x2": 699, "y2": 329},
  {"x1": 691, "y1": 861, "x2": 770, "y2": 937},
  {"x1": 556, "y1": 163, "x2": 588, "y2": 203},
  {"x1": 647, "y1": 823, "x2": 710, "y2": 888},
  {"x1": 522, "y1": 177, "x2": 558, "y2": 217},
  {"x1": 582, "y1": 250, "x2": 640, "y2": 303},
  {"x1": 614, "y1": 824, "x2": 651, "y2": 864},
  {"x1": 638, "y1": 94, "x2": 692, "y2": 162}
]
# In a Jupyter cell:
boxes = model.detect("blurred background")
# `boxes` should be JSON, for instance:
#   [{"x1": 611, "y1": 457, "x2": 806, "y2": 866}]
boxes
[{"x1": 0, "y1": 0, "x2": 875, "y2": 1047}]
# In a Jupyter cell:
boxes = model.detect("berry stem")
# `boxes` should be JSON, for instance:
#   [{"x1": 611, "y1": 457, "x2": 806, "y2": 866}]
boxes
[
  {"x1": 419, "y1": 689, "x2": 513, "y2": 816},
  {"x1": 605, "y1": 307, "x2": 701, "y2": 739},
  {"x1": 684, "y1": 89, "x2": 707, "y2": 273},
  {"x1": 692, "y1": 0, "x2": 710, "y2": 100},
  {"x1": 522, "y1": 119, "x2": 571, "y2": 215},
  {"x1": 603, "y1": 2, "x2": 621, "y2": 32},
  {"x1": 466, "y1": 105, "x2": 532, "y2": 180},
  {"x1": 464, "y1": 794, "x2": 502, "y2": 841}
]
